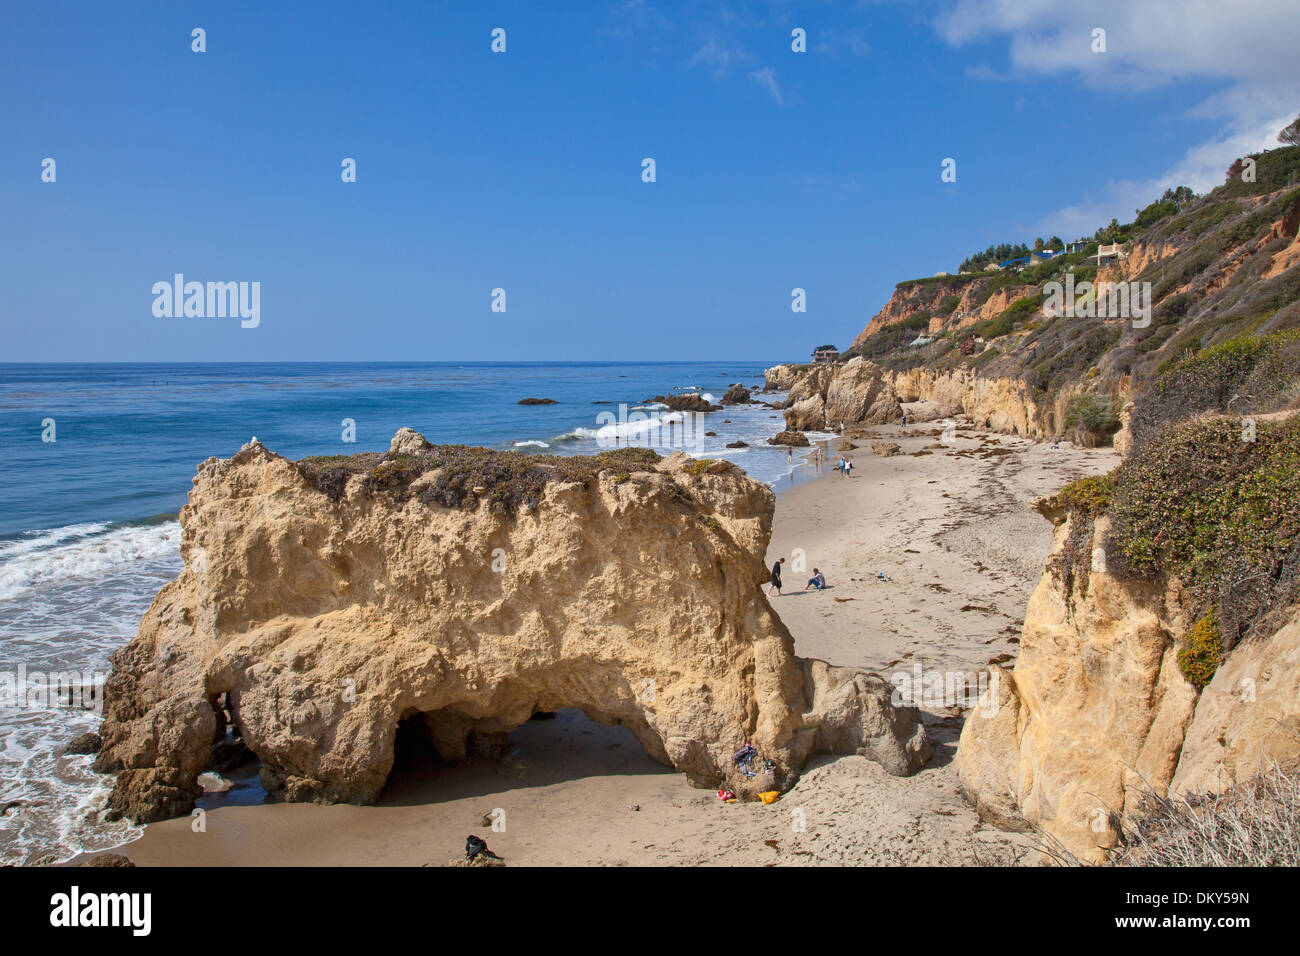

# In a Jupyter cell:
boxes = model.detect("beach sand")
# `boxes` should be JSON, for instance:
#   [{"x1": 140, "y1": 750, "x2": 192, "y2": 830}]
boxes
[{"x1": 95, "y1": 424, "x2": 1119, "y2": 867}]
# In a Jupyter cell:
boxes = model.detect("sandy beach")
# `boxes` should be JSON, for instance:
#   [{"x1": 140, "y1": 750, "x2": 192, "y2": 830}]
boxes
[{"x1": 96, "y1": 423, "x2": 1119, "y2": 867}]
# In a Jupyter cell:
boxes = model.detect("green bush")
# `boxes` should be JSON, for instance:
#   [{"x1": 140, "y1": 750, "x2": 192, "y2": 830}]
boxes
[
  {"x1": 1042, "y1": 471, "x2": 1117, "y2": 601},
  {"x1": 1132, "y1": 329, "x2": 1300, "y2": 449},
  {"x1": 1218, "y1": 145, "x2": 1300, "y2": 199},
  {"x1": 935, "y1": 294, "x2": 962, "y2": 315},
  {"x1": 1109, "y1": 416, "x2": 1300, "y2": 647},
  {"x1": 1065, "y1": 392, "x2": 1121, "y2": 443},
  {"x1": 1177, "y1": 607, "x2": 1223, "y2": 689},
  {"x1": 1048, "y1": 472, "x2": 1115, "y2": 517}
]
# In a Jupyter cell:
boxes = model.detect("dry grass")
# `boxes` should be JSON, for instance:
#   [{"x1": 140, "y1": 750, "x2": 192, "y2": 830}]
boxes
[{"x1": 1034, "y1": 760, "x2": 1300, "y2": 866}]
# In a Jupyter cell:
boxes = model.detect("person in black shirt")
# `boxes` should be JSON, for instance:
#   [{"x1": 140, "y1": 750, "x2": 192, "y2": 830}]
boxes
[{"x1": 765, "y1": 557, "x2": 785, "y2": 597}]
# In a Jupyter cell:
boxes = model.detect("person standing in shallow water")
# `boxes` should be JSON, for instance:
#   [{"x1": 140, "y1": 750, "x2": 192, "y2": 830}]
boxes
[{"x1": 766, "y1": 557, "x2": 785, "y2": 597}]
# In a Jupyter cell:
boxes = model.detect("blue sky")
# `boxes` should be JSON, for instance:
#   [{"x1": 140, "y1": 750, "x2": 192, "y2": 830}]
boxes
[{"x1": 3, "y1": 1, "x2": 1297, "y2": 362}]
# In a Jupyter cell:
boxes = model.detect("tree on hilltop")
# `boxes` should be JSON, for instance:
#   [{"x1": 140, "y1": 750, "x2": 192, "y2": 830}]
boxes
[{"x1": 1279, "y1": 114, "x2": 1300, "y2": 147}]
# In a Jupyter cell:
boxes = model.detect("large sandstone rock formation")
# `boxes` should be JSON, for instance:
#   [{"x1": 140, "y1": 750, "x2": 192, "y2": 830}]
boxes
[
  {"x1": 956, "y1": 507, "x2": 1300, "y2": 862},
  {"x1": 95, "y1": 435, "x2": 929, "y2": 823},
  {"x1": 767, "y1": 362, "x2": 1043, "y2": 439},
  {"x1": 777, "y1": 358, "x2": 902, "y2": 432},
  {"x1": 764, "y1": 364, "x2": 805, "y2": 391}
]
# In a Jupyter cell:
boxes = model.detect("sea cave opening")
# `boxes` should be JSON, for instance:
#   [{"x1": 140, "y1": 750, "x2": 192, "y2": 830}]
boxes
[{"x1": 380, "y1": 706, "x2": 671, "y2": 803}]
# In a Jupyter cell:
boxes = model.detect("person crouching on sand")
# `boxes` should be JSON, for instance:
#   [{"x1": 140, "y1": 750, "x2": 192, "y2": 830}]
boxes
[
  {"x1": 804, "y1": 568, "x2": 826, "y2": 591},
  {"x1": 766, "y1": 557, "x2": 785, "y2": 597}
]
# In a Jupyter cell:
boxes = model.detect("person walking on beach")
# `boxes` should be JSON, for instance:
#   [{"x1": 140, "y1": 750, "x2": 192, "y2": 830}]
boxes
[
  {"x1": 766, "y1": 557, "x2": 785, "y2": 597},
  {"x1": 843, "y1": 459, "x2": 853, "y2": 478}
]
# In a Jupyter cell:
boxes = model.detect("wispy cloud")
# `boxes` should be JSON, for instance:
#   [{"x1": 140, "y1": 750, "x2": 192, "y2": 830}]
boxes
[
  {"x1": 748, "y1": 67, "x2": 785, "y2": 105},
  {"x1": 688, "y1": 34, "x2": 752, "y2": 77}
]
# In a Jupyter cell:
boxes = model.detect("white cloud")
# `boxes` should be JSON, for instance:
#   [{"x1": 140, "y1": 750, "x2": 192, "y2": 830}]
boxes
[{"x1": 936, "y1": 0, "x2": 1300, "y2": 231}]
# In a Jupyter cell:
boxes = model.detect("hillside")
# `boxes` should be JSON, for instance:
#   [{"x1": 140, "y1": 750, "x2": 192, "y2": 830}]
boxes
[{"x1": 836, "y1": 144, "x2": 1300, "y2": 443}]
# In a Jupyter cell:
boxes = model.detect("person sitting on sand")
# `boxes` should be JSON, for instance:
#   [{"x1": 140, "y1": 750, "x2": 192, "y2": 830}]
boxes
[
  {"x1": 804, "y1": 568, "x2": 826, "y2": 591},
  {"x1": 765, "y1": 557, "x2": 785, "y2": 597}
]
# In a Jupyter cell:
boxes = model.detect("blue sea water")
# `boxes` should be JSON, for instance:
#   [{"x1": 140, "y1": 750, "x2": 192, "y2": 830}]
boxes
[{"x1": 0, "y1": 361, "x2": 826, "y2": 863}]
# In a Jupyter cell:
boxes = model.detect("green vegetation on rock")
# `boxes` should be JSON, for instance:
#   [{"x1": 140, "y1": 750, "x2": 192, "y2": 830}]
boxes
[
  {"x1": 1109, "y1": 415, "x2": 1300, "y2": 648},
  {"x1": 1177, "y1": 607, "x2": 1223, "y2": 689},
  {"x1": 298, "y1": 445, "x2": 665, "y2": 515}
]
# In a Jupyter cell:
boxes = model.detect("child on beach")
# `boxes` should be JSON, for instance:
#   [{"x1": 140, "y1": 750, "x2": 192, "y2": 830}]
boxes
[
  {"x1": 804, "y1": 568, "x2": 826, "y2": 591},
  {"x1": 765, "y1": 557, "x2": 785, "y2": 597}
]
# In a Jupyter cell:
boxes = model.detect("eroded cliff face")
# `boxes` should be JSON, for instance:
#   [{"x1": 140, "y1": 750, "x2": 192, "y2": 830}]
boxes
[
  {"x1": 848, "y1": 278, "x2": 1038, "y2": 349},
  {"x1": 887, "y1": 366, "x2": 1040, "y2": 435},
  {"x1": 95, "y1": 437, "x2": 930, "y2": 823},
  {"x1": 956, "y1": 510, "x2": 1300, "y2": 863},
  {"x1": 766, "y1": 359, "x2": 1038, "y2": 436}
]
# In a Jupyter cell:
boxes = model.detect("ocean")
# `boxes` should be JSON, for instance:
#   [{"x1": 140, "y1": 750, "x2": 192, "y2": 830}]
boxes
[{"x1": 0, "y1": 361, "x2": 826, "y2": 864}]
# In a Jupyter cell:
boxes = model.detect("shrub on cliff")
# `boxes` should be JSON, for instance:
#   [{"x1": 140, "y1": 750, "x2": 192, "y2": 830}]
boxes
[
  {"x1": 973, "y1": 295, "x2": 1041, "y2": 340},
  {"x1": 1064, "y1": 392, "x2": 1122, "y2": 446},
  {"x1": 1132, "y1": 329, "x2": 1300, "y2": 450},
  {"x1": 1109, "y1": 415, "x2": 1300, "y2": 649},
  {"x1": 1023, "y1": 316, "x2": 1121, "y2": 398},
  {"x1": 1219, "y1": 144, "x2": 1300, "y2": 199},
  {"x1": 1049, "y1": 473, "x2": 1115, "y2": 517},
  {"x1": 1177, "y1": 607, "x2": 1223, "y2": 688},
  {"x1": 935, "y1": 294, "x2": 962, "y2": 315},
  {"x1": 299, "y1": 445, "x2": 664, "y2": 515},
  {"x1": 1040, "y1": 471, "x2": 1116, "y2": 600}
]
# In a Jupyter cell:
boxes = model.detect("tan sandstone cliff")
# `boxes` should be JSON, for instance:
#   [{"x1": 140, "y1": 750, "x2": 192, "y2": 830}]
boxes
[
  {"x1": 956, "y1": 509, "x2": 1300, "y2": 863},
  {"x1": 94, "y1": 435, "x2": 930, "y2": 823},
  {"x1": 765, "y1": 359, "x2": 1039, "y2": 436}
]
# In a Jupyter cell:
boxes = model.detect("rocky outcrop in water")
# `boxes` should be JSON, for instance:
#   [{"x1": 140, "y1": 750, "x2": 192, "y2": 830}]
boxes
[
  {"x1": 647, "y1": 394, "x2": 723, "y2": 412},
  {"x1": 94, "y1": 433, "x2": 929, "y2": 823}
]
